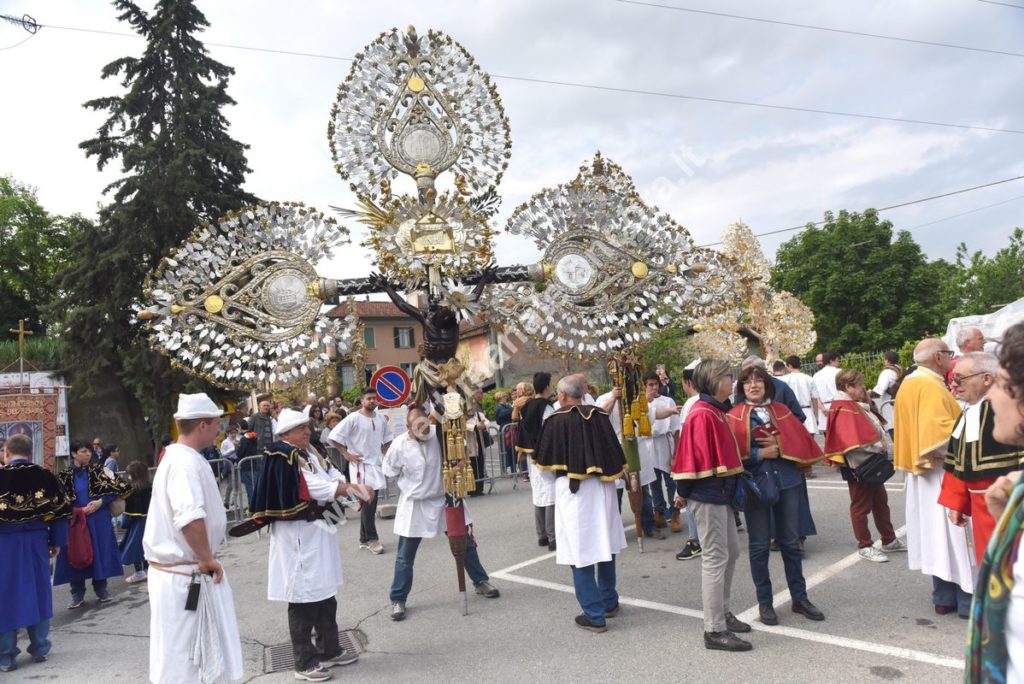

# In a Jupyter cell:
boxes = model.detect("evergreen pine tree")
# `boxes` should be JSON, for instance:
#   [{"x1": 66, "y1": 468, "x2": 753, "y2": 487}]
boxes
[{"x1": 54, "y1": 0, "x2": 255, "y2": 453}]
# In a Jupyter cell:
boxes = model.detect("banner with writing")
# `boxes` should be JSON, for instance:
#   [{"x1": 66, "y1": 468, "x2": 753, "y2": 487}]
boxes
[{"x1": 0, "y1": 394, "x2": 58, "y2": 470}]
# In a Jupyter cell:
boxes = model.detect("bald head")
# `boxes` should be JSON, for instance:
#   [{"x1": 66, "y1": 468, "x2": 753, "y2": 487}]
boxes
[
  {"x1": 956, "y1": 327, "x2": 985, "y2": 353},
  {"x1": 913, "y1": 338, "x2": 953, "y2": 374}
]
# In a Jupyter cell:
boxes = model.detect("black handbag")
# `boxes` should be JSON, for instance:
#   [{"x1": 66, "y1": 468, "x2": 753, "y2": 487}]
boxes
[
  {"x1": 852, "y1": 452, "x2": 895, "y2": 486},
  {"x1": 740, "y1": 461, "x2": 781, "y2": 512}
]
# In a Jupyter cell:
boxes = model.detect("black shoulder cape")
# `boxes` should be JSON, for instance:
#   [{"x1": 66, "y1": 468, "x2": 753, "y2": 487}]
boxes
[
  {"x1": 249, "y1": 441, "x2": 310, "y2": 521},
  {"x1": 0, "y1": 462, "x2": 73, "y2": 523},
  {"x1": 534, "y1": 404, "x2": 626, "y2": 492},
  {"x1": 57, "y1": 463, "x2": 132, "y2": 501},
  {"x1": 945, "y1": 399, "x2": 1024, "y2": 480},
  {"x1": 516, "y1": 397, "x2": 552, "y2": 453}
]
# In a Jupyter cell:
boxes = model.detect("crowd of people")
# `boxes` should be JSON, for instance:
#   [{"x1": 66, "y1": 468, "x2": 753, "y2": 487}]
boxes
[{"x1": 8, "y1": 322, "x2": 1024, "y2": 679}]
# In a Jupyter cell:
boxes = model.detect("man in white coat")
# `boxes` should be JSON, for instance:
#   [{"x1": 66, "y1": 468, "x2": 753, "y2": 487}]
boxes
[
  {"x1": 534, "y1": 375, "x2": 628, "y2": 633},
  {"x1": 329, "y1": 389, "x2": 392, "y2": 555},
  {"x1": 813, "y1": 352, "x2": 841, "y2": 433},
  {"x1": 383, "y1": 407, "x2": 500, "y2": 621},
  {"x1": 144, "y1": 393, "x2": 244, "y2": 684},
  {"x1": 256, "y1": 408, "x2": 371, "y2": 682}
]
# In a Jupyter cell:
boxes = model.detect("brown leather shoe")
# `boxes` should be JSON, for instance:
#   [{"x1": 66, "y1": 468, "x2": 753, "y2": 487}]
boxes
[
  {"x1": 670, "y1": 510, "x2": 682, "y2": 533},
  {"x1": 654, "y1": 512, "x2": 667, "y2": 529}
]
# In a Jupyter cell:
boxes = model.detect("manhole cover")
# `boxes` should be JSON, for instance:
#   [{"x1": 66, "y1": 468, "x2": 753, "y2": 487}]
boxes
[{"x1": 264, "y1": 628, "x2": 366, "y2": 673}]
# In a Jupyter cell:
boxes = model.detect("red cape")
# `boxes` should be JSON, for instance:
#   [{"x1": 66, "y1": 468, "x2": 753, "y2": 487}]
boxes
[
  {"x1": 824, "y1": 399, "x2": 882, "y2": 463},
  {"x1": 727, "y1": 403, "x2": 822, "y2": 465},
  {"x1": 671, "y1": 400, "x2": 743, "y2": 479}
]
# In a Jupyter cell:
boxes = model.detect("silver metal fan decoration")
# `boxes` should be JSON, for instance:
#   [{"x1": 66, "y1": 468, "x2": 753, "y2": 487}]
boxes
[
  {"x1": 328, "y1": 26, "x2": 511, "y2": 201},
  {"x1": 482, "y1": 153, "x2": 733, "y2": 356},
  {"x1": 138, "y1": 202, "x2": 356, "y2": 387}
]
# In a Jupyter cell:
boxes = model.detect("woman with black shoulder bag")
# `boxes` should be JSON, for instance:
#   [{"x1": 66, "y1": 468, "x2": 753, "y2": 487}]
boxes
[{"x1": 824, "y1": 369, "x2": 904, "y2": 563}]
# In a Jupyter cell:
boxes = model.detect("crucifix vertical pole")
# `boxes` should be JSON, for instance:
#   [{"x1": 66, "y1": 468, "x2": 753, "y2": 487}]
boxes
[{"x1": 9, "y1": 319, "x2": 33, "y2": 391}]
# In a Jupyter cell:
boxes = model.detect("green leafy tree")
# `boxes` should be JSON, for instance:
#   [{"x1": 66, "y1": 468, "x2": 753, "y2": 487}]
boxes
[
  {"x1": 53, "y1": 0, "x2": 255, "y2": 446},
  {"x1": 950, "y1": 228, "x2": 1024, "y2": 316},
  {"x1": 771, "y1": 209, "x2": 948, "y2": 352},
  {"x1": 0, "y1": 177, "x2": 85, "y2": 337}
]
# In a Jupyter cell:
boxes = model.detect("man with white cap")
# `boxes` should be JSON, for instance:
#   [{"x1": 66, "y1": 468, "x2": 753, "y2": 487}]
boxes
[
  {"x1": 144, "y1": 393, "x2": 244, "y2": 684},
  {"x1": 249, "y1": 407, "x2": 371, "y2": 682}
]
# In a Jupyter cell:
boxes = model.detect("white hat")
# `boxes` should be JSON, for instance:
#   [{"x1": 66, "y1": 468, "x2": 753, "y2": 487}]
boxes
[
  {"x1": 173, "y1": 393, "x2": 224, "y2": 420},
  {"x1": 275, "y1": 406, "x2": 311, "y2": 436}
]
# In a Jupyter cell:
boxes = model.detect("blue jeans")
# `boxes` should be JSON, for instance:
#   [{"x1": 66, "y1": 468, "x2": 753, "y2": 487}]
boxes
[
  {"x1": 650, "y1": 469, "x2": 675, "y2": 516},
  {"x1": 70, "y1": 579, "x2": 108, "y2": 601},
  {"x1": 744, "y1": 484, "x2": 807, "y2": 604},
  {"x1": 240, "y1": 469, "x2": 258, "y2": 511},
  {"x1": 571, "y1": 557, "x2": 619, "y2": 625},
  {"x1": 389, "y1": 534, "x2": 489, "y2": 604},
  {"x1": 0, "y1": 620, "x2": 50, "y2": 667},
  {"x1": 932, "y1": 576, "x2": 971, "y2": 616},
  {"x1": 683, "y1": 506, "x2": 699, "y2": 543}
]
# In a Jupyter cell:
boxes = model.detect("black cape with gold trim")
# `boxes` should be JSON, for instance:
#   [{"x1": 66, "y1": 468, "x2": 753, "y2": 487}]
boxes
[
  {"x1": 945, "y1": 398, "x2": 1024, "y2": 481},
  {"x1": 534, "y1": 404, "x2": 626, "y2": 493},
  {"x1": 56, "y1": 463, "x2": 131, "y2": 502},
  {"x1": 248, "y1": 441, "x2": 311, "y2": 523},
  {"x1": 0, "y1": 462, "x2": 73, "y2": 523}
]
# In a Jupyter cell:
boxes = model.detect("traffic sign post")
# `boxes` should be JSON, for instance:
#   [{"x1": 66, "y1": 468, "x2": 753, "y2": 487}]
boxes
[{"x1": 370, "y1": 366, "x2": 411, "y2": 407}]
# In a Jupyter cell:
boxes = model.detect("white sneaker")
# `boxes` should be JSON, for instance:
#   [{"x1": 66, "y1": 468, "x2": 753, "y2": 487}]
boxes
[
  {"x1": 358, "y1": 542, "x2": 370, "y2": 551},
  {"x1": 368, "y1": 540, "x2": 384, "y2": 555},
  {"x1": 858, "y1": 546, "x2": 889, "y2": 563},
  {"x1": 880, "y1": 538, "x2": 907, "y2": 553}
]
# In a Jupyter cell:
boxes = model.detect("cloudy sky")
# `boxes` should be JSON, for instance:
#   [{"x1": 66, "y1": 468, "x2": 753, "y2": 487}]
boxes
[{"x1": 3, "y1": 0, "x2": 1023, "y2": 281}]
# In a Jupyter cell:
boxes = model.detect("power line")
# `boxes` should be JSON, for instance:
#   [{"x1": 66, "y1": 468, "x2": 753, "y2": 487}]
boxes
[
  {"x1": 908, "y1": 194, "x2": 1024, "y2": 230},
  {"x1": 616, "y1": 0, "x2": 1024, "y2": 59},
  {"x1": 977, "y1": 0, "x2": 1024, "y2": 8},
  {"x1": 697, "y1": 174, "x2": 1024, "y2": 247},
  {"x1": 32, "y1": 20, "x2": 1024, "y2": 136}
]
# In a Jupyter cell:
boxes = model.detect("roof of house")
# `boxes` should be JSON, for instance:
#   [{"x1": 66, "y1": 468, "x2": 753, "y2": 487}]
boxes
[{"x1": 325, "y1": 301, "x2": 414, "y2": 319}]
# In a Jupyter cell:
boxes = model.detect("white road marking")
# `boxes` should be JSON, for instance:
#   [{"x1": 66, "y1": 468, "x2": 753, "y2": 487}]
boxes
[
  {"x1": 491, "y1": 526, "x2": 963, "y2": 671},
  {"x1": 734, "y1": 525, "x2": 908, "y2": 622}
]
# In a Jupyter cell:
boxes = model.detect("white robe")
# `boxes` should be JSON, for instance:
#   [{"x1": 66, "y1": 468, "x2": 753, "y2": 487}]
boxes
[
  {"x1": 145, "y1": 443, "x2": 243, "y2": 684},
  {"x1": 872, "y1": 367, "x2": 899, "y2": 428},
  {"x1": 639, "y1": 395, "x2": 676, "y2": 476},
  {"x1": 267, "y1": 447, "x2": 345, "y2": 603},
  {"x1": 905, "y1": 466, "x2": 975, "y2": 593},
  {"x1": 813, "y1": 366, "x2": 840, "y2": 431},
  {"x1": 329, "y1": 411, "x2": 392, "y2": 490},
  {"x1": 529, "y1": 404, "x2": 557, "y2": 507},
  {"x1": 780, "y1": 372, "x2": 818, "y2": 433},
  {"x1": 596, "y1": 392, "x2": 625, "y2": 491},
  {"x1": 554, "y1": 476, "x2": 627, "y2": 568},
  {"x1": 382, "y1": 428, "x2": 472, "y2": 538}
]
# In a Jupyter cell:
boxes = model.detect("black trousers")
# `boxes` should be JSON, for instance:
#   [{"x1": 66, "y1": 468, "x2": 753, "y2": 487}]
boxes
[
  {"x1": 360, "y1": 490, "x2": 379, "y2": 543},
  {"x1": 287, "y1": 596, "x2": 340, "y2": 671}
]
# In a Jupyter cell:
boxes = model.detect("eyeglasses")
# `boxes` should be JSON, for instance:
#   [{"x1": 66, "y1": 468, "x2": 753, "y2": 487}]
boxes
[{"x1": 952, "y1": 371, "x2": 988, "y2": 384}]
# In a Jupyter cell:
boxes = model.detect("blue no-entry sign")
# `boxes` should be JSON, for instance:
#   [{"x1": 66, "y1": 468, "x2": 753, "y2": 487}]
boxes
[{"x1": 370, "y1": 366, "x2": 411, "y2": 407}]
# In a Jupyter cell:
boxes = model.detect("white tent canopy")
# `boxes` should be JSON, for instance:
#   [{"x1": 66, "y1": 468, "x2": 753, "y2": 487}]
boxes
[{"x1": 942, "y1": 297, "x2": 1024, "y2": 353}]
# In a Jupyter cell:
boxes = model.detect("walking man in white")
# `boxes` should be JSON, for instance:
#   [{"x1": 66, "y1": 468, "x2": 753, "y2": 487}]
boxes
[
  {"x1": 383, "y1": 407, "x2": 500, "y2": 621},
  {"x1": 781, "y1": 355, "x2": 821, "y2": 434},
  {"x1": 252, "y1": 408, "x2": 371, "y2": 682},
  {"x1": 144, "y1": 393, "x2": 243, "y2": 684},
  {"x1": 329, "y1": 389, "x2": 392, "y2": 554},
  {"x1": 813, "y1": 352, "x2": 841, "y2": 433}
]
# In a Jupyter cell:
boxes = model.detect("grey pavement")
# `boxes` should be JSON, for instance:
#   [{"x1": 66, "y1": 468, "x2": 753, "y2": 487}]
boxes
[{"x1": 5, "y1": 464, "x2": 966, "y2": 683}]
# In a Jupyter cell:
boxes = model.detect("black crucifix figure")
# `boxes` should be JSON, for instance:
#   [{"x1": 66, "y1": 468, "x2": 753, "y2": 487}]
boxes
[{"x1": 366, "y1": 265, "x2": 498, "y2": 615}]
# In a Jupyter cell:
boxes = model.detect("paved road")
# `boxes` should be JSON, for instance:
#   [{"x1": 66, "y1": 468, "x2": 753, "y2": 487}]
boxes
[{"x1": 6, "y1": 465, "x2": 967, "y2": 683}]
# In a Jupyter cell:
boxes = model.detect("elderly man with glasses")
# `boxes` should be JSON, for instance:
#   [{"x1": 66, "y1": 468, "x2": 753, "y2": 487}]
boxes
[
  {"x1": 894, "y1": 338, "x2": 972, "y2": 618},
  {"x1": 939, "y1": 352, "x2": 1024, "y2": 566}
]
